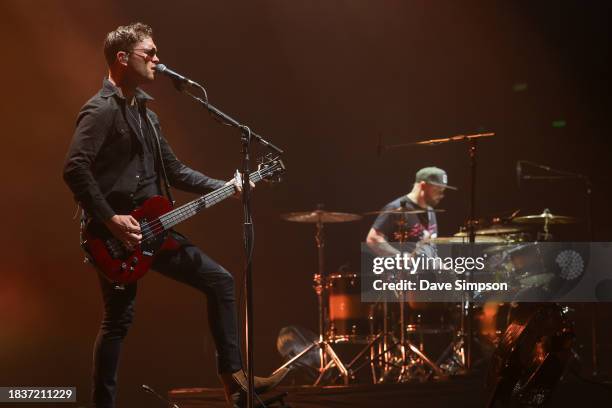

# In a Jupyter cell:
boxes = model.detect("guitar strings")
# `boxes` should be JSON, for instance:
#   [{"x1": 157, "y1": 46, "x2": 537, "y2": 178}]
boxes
[
  {"x1": 139, "y1": 184, "x2": 234, "y2": 241},
  {"x1": 138, "y1": 165, "x2": 271, "y2": 240},
  {"x1": 139, "y1": 178, "x2": 236, "y2": 233},
  {"x1": 140, "y1": 195, "x2": 214, "y2": 240},
  {"x1": 140, "y1": 165, "x2": 268, "y2": 233},
  {"x1": 136, "y1": 168, "x2": 269, "y2": 242},
  {"x1": 145, "y1": 166, "x2": 269, "y2": 233},
  {"x1": 139, "y1": 180, "x2": 250, "y2": 241}
]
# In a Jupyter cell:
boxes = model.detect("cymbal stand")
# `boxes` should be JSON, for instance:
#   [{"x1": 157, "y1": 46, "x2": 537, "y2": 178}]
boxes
[
  {"x1": 272, "y1": 213, "x2": 350, "y2": 384},
  {"x1": 396, "y1": 290, "x2": 447, "y2": 381},
  {"x1": 439, "y1": 139, "x2": 480, "y2": 373},
  {"x1": 392, "y1": 207, "x2": 447, "y2": 381}
]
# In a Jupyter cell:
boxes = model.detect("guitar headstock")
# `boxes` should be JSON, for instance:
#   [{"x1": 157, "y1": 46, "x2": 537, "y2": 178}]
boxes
[{"x1": 257, "y1": 155, "x2": 285, "y2": 183}]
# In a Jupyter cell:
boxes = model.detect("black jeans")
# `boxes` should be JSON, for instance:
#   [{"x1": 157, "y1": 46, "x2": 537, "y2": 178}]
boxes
[{"x1": 92, "y1": 237, "x2": 242, "y2": 408}]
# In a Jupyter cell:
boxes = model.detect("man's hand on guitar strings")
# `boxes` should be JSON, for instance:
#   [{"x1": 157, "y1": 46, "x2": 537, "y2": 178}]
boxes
[{"x1": 104, "y1": 215, "x2": 142, "y2": 249}]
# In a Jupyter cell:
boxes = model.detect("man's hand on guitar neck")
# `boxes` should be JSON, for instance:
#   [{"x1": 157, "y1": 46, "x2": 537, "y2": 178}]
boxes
[
  {"x1": 104, "y1": 215, "x2": 142, "y2": 249},
  {"x1": 226, "y1": 170, "x2": 255, "y2": 199}
]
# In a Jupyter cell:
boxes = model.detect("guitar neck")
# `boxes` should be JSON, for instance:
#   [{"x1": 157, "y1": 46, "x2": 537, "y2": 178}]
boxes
[{"x1": 157, "y1": 170, "x2": 266, "y2": 231}]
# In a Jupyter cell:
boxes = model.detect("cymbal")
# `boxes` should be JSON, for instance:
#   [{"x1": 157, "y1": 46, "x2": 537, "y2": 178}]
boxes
[
  {"x1": 512, "y1": 209, "x2": 577, "y2": 225},
  {"x1": 453, "y1": 225, "x2": 524, "y2": 237},
  {"x1": 281, "y1": 210, "x2": 362, "y2": 223},
  {"x1": 363, "y1": 208, "x2": 446, "y2": 216},
  {"x1": 429, "y1": 236, "x2": 504, "y2": 244}
]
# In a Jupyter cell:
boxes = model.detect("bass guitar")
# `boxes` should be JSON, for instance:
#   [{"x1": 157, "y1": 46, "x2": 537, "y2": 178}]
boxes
[{"x1": 82, "y1": 158, "x2": 284, "y2": 283}]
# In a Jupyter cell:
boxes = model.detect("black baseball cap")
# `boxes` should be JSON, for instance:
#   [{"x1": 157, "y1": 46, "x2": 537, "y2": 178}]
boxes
[{"x1": 415, "y1": 167, "x2": 457, "y2": 190}]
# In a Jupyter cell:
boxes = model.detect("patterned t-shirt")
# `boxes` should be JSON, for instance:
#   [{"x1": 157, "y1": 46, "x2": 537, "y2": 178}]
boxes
[{"x1": 371, "y1": 195, "x2": 437, "y2": 242}]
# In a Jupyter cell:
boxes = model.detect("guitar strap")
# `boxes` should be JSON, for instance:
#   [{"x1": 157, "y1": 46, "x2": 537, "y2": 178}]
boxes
[{"x1": 145, "y1": 110, "x2": 175, "y2": 205}]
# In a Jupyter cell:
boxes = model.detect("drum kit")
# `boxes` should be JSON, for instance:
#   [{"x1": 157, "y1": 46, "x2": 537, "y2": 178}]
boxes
[{"x1": 273, "y1": 205, "x2": 580, "y2": 387}]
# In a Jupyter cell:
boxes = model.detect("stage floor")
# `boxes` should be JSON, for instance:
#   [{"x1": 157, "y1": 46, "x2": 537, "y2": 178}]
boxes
[
  {"x1": 170, "y1": 373, "x2": 485, "y2": 408},
  {"x1": 169, "y1": 371, "x2": 612, "y2": 408}
]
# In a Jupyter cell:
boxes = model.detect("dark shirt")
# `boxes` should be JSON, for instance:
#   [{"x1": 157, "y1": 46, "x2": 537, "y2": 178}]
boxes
[
  {"x1": 123, "y1": 100, "x2": 161, "y2": 204},
  {"x1": 371, "y1": 195, "x2": 438, "y2": 242},
  {"x1": 63, "y1": 78, "x2": 226, "y2": 221}
]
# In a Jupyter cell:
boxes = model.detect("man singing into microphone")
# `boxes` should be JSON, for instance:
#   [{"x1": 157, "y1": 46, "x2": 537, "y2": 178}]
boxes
[{"x1": 63, "y1": 23, "x2": 285, "y2": 408}]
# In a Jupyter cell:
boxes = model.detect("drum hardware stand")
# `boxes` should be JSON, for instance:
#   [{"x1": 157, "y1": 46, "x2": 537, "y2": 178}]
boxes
[
  {"x1": 365, "y1": 295, "x2": 401, "y2": 383},
  {"x1": 388, "y1": 207, "x2": 448, "y2": 381},
  {"x1": 272, "y1": 333, "x2": 350, "y2": 385},
  {"x1": 324, "y1": 332, "x2": 390, "y2": 384},
  {"x1": 378, "y1": 297, "x2": 395, "y2": 381},
  {"x1": 370, "y1": 336, "x2": 403, "y2": 383},
  {"x1": 436, "y1": 330, "x2": 466, "y2": 375},
  {"x1": 273, "y1": 207, "x2": 350, "y2": 385},
  {"x1": 395, "y1": 286, "x2": 447, "y2": 381},
  {"x1": 436, "y1": 300, "x2": 492, "y2": 375},
  {"x1": 325, "y1": 333, "x2": 403, "y2": 384},
  {"x1": 278, "y1": 208, "x2": 362, "y2": 385},
  {"x1": 313, "y1": 208, "x2": 350, "y2": 384},
  {"x1": 465, "y1": 138, "x2": 478, "y2": 370}
]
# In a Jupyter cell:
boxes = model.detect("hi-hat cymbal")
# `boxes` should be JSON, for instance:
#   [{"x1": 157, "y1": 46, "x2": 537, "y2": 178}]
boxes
[
  {"x1": 512, "y1": 209, "x2": 577, "y2": 225},
  {"x1": 429, "y1": 236, "x2": 504, "y2": 244},
  {"x1": 453, "y1": 225, "x2": 524, "y2": 237},
  {"x1": 281, "y1": 210, "x2": 362, "y2": 223},
  {"x1": 363, "y1": 208, "x2": 446, "y2": 216}
]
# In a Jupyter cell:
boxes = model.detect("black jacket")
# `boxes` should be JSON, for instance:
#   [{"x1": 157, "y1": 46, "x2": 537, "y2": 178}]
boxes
[{"x1": 63, "y1": 79, "x2": 225, "y2": 222}]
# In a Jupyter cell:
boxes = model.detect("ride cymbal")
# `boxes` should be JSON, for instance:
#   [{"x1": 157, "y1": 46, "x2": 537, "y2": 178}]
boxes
[{"x1": 512, "y1": 209, "x2": 577, "y2": 225}]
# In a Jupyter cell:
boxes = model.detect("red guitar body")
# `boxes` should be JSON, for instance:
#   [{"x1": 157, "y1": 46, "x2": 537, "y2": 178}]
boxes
[{"x1": 82, "y1": 196, "x2": 180, "y2": 284}]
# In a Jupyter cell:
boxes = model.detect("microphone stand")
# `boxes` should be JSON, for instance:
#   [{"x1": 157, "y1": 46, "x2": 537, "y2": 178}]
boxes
[
  {"x1": 169, "y1": 79, "x2": 283, "y2": 408},
  {"x1": 518, "y1": 160, "x2": 597, "y2": 375},
  {"x1": 379, "y1": 131, "x2": 495, "y2": 371}
]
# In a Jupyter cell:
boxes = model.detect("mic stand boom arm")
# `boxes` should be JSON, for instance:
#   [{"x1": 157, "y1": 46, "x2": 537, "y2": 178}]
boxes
[{"x1": 184, "y1": 86, "x2": 284, "y2": 155}]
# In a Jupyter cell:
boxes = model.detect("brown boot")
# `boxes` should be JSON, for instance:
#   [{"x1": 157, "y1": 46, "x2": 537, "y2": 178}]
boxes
[
  {"x1": 220, "y1": 367, "x2": 290, "y2": 406},
  {"x1": 233, "y1": 367, "x2": 289, "y2": 394}
]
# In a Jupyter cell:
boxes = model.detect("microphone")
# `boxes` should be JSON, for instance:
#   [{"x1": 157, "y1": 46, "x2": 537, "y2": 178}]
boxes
[
  {"x1": 516, "y1": 160, "x2": 523, "y2": 188},
  {"x1": 154, "y1": 64, "x2": 199, "y2": 90}
]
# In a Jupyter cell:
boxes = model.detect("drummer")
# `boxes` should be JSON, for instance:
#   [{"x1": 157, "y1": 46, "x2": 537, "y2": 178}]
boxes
[{"x1": 366, "y1": 166, "x2": 456, "y2": 256}]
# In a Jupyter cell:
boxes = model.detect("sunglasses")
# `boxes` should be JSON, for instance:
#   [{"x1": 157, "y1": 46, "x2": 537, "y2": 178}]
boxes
[{"x1": 130, "y1": 47, "x2": 158, "y2": 58}]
